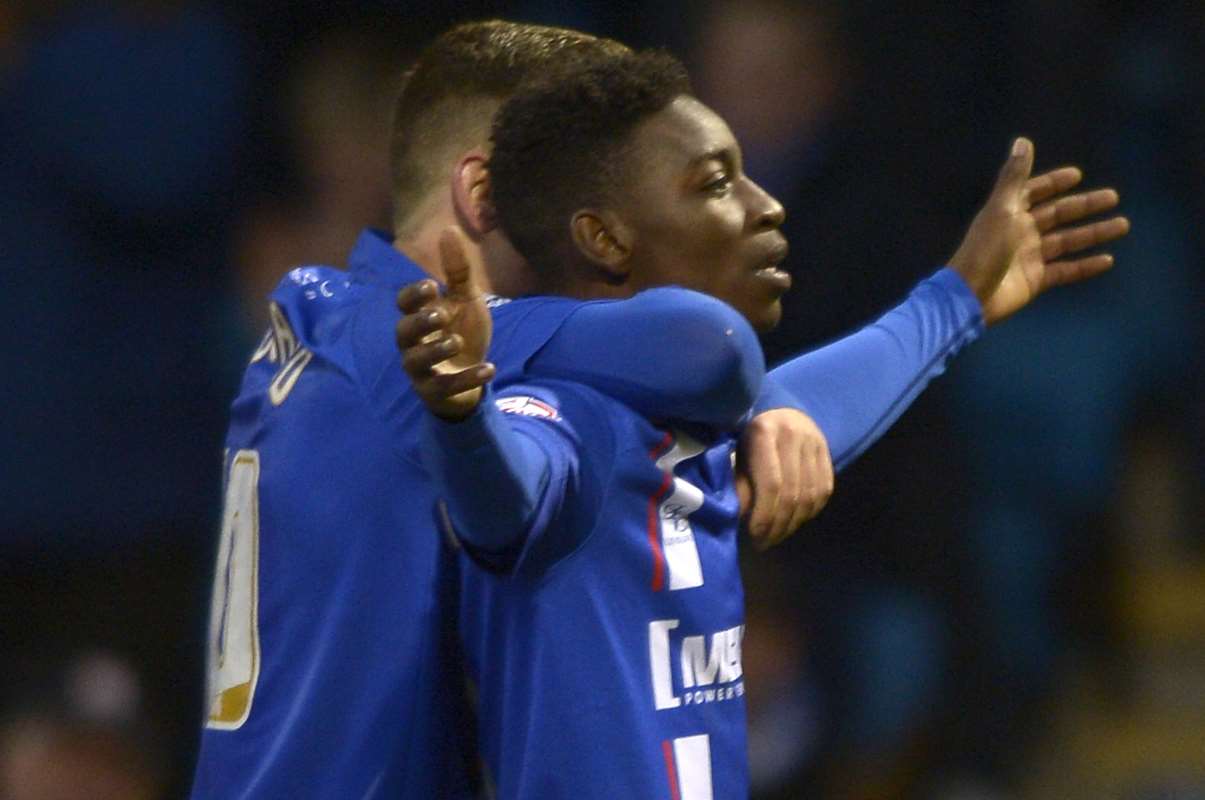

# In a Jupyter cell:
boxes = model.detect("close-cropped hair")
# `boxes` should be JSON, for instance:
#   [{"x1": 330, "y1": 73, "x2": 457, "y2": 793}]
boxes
[
  {"x1": 488, "y1": 49, "x2": 692, "y2": 283},
  {"x1": 389, "y1": 19, "x2": 629, "y2": 237}
]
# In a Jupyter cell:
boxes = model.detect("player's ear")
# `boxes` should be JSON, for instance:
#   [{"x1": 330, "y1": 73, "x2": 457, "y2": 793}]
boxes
[
  {"x1": 571, "y1": 209, "x2": 632, "y2": 281},
  {"x1": 451, "y1": 150, "x2": 498, "y2": 235}
]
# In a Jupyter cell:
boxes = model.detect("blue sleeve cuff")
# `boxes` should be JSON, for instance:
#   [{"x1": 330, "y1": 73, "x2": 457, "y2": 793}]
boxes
[
  {"x1": 929, "y1": 266, "x2": 985, "y2": 333},
  {"x1": 421, "y1": 386, "x2": 507, "y2": 453}
]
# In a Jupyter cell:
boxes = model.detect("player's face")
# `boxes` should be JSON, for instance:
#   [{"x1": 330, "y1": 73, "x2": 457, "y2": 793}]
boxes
[{"x1": 616, "y1": 95, "x2": 789, "y2": 332}]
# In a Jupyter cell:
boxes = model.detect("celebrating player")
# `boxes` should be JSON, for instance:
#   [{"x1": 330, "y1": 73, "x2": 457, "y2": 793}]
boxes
[
  {"x1": 401, "y1": 49, "x2": 1127, "y2": 797},
  {"x1": 191, "y1": 21, "x2": 842, "y2": 799}
]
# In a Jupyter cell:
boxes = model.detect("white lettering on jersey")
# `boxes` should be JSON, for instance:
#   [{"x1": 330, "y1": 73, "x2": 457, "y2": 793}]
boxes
[
  {"x1": 250, "y1": 302, "x2": 314, "y2": 406},
  {"x1": 671, "y1": 734, "x2": 714, "y2": 800},
  {"x1": 650, "y1": 619, "x2": 744, "y2": 711},
  {"x1": 206, "y1": 450, "x2": 262, "y2": 729},
  {"x1": 649, "y1": 619, "x2": 681, "y2": 710},
  {"x1": 655, "y1": 433, "x2": 706, "y2": 591},
  {"x1": 285, "y1": 268, "x2": 348, "y2": 300}
]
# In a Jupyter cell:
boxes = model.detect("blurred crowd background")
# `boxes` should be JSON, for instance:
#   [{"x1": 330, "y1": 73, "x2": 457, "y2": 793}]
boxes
[{"x1": 1, "y1": 1, "x2": 1202, "y2": 798}]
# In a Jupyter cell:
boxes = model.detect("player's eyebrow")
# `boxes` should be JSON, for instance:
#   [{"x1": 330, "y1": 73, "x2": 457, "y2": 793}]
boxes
[{"x1": 688, "y1": 146, "x2": 737, "y2": 171}]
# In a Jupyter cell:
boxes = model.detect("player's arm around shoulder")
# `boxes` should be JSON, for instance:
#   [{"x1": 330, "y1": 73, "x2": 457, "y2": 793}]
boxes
[
  {"x1": 528, "y1": 285, "x2": 765, "y2": 431},
  {"x1": 396, "y1": 231, "x2": 617, "y2": 572}
]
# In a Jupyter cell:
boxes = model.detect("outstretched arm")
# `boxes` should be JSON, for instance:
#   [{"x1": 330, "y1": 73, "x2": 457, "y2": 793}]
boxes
[
  {"x1": 759, "y1": 268, "x2": 982, "y2": 472},
  {"x1": 397, "y1": 229, "x2": 546, "y2": 557},
  {"x1": 741, "y1": 138, "x2": 1130, "y2": 548}
]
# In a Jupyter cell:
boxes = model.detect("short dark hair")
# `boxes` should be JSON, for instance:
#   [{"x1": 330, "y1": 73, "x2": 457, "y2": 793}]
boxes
[
  {"x1": 488, "y1": 49, "x2": 692, "y2": 284},
  {"x1": 389, "y1": 20, "x2": 628, "y2": 238}
]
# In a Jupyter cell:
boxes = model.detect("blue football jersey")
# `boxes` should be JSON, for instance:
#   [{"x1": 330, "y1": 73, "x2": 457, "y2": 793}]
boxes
[
  {"x1": 428, "y1": 268, "x2": 984, "y2": 799},
  {"x1": 191, "y1": 231, "x2": 585, "y2": 799},
  {"x1": 449, "y1": 380, "x2": 753, "y2": 800},
  {"x1": 194, "y1": 214, "x2": 981, "y2": 799}
]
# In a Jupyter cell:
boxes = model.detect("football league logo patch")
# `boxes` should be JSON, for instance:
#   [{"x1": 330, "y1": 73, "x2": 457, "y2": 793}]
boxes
[{"x1": 495, "y1": 395, "x2": 560, "y2": 420}]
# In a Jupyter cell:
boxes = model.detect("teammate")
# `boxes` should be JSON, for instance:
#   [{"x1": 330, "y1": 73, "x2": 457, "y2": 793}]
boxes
[
  {"x1": 193, "y1": 16, "x2": 1125, "y2": 797},
  {"x1": 190, "y1": 21, "x2": 838, "y2": 798},
  {"x1": 401, "y1": 49, "x2": 1128, "y2": 797}
]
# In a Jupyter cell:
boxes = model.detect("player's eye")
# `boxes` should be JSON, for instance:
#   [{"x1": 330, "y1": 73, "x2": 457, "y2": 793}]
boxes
[{"x1": 703, "y1": 172, "x2": 732, "y2": 196}]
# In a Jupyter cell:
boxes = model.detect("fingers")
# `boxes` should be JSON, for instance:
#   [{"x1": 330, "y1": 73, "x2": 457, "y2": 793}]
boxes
[
  {"x1": 783, "y1": 438, "x2": 833, "y2": 542},
  {"x1": 739, "y1": 409, "x2": 835, "y2": 550},
  {"x1": 439, "y1": 227, "x2": 478, "y2": 301},
  {"x1": 418, "y1": 363, "x2": 496, "y2": 399},
  {"x1": 1041, "y1": 215, "x2": 1130, "y2": 260},
  {"x1": 991, "y1": 137, "x2": 1035, "y2": 211},
  {"x1": 764, "y1": 431, "x2": 833, "y2": 549},
  {"x1": 397, "y1": 279, "x2": 440, "y2": 315},
  {"x1": 762, "y1": 434, "x2": 802, "y2": 545},
  {"x1": 396, "y1": 302, "x2": 447, "y2": 350},
  {"x1": 397, "y1": 288, "x2": 496, "y2": 420},
  {"x1": 402, "y1": 331, "x2": 467, "y2": 375},
  {"x1": 1025, "y1": 166, "x2": 1082, "y2": 206},
  {"x1": 735, "y1": 472, "x2": 753, "y2": 520},
  {"x1": 1041, "y1": 254, "x2": 1116, "y2": 291},
  {"x1": 1031, "y1": 188, "x2": 1119, "y2": 233},
  {"x1": 741, "y1": 432, "x2": 782, "y2": 545},
  {"x1": 396, "y1": 237, "x2": 493, "y2": 420}
]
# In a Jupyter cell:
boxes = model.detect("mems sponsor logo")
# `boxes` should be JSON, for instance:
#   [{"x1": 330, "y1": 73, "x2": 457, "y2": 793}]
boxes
[{"x1": 648, "y1": 619, "x2": 745, "y2": 711}]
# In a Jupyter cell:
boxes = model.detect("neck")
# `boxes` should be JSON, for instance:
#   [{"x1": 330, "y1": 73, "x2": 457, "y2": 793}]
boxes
[
  {"x1": 394, "y1": 223, "x2": 500, "y2": 297},
  {"x1": 551, "y1": 271, "x2": 634, "y2": 302}
]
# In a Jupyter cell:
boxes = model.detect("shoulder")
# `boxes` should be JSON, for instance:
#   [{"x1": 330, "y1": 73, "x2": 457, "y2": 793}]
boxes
[
  {"x1": 262, "y1": 265, "x2": 362, "y2": 352},
  {"x1": 561, "y1": 287, "x2": 759, "y2": 365},
  {"x1": 627, "y1": 285, "x2": 751, "y2": 324},
  {"x1": 529, "y1": 288, "x2": 764, "y2": 431},
  {"x1": 488, "y1": 295, "x2": 585, "y2": 381}
]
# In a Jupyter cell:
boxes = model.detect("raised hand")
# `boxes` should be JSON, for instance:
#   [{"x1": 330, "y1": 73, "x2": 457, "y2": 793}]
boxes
[
  {"x1": 396, "y1": 228, "x2": 495, "y2": 420},
  {"x1": 948, "y1": 137, "x2": 1130, "y2": 325},
  {"x1": 735, "y1": 408, "x2": 834, "y2": 550}
]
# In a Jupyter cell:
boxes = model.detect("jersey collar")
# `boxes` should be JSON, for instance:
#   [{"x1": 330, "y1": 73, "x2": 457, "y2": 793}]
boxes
[
  {"x1": 346, "y1": 228, "x2": 514, "y2": 307},
  {"x1": 346, "y1": 229, "x2": 429, "y2": 290}
]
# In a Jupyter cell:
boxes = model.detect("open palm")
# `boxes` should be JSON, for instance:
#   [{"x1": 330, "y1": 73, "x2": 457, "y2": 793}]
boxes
[
  {"x1": 950, "y1": 138, "x2": 1130, "y2": 326},
  {"x1": 396, "y1": 228, "x2": 495, "y2": 420}
]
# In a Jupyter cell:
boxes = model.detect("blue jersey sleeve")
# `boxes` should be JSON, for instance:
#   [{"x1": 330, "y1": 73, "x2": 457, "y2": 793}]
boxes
[
  {"x1": 423, "y1": 287, "x2": 767, "y2": 568},
  {"x1": 420, "y1": 388, "x2": 553, "y2": 561},
  {"x1": 421, "y1": 381, "x2": 614, "y2": 574},
  {"x1": 525, "y1": 287, "x2": 764, "y2": 430},
  {"x1": 756, "y1": 268, "x2": 984, "y2": 471}
]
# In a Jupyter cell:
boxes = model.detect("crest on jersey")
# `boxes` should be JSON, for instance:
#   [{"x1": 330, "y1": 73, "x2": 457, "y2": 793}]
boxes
[{"x1": 495, "y1": 395, "x2": 560, "y2": 420}]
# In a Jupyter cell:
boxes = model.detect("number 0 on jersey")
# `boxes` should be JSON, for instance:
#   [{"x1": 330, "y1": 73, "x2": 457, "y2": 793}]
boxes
[{"x1": 205, "y1": 450, "x2": 262, "y2": 729}]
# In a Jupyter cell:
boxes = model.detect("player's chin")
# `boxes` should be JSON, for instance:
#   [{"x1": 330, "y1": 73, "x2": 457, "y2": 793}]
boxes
[
  {"x1": 744, "y1": 269, "x2": 790, "y2": 328},
  {"x1": 733, "y1": 295, "x2": 782, "y2": 333},
  {"x1": 749, "y1": 299, "x2": 783, "y2": 333},
  {"x1": 744, "y1": 280, "x2": 788, "y2": 332}
]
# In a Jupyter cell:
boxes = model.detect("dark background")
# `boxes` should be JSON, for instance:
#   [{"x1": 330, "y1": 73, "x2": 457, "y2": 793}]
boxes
[{"x1": 1, "y1": 1, "x2": 1202, "y2": 797}]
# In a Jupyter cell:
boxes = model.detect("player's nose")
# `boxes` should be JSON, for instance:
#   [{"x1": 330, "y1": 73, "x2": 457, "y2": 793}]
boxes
[{"x1": 744, "y1": 177, "x2": 786, "y2": 231}]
